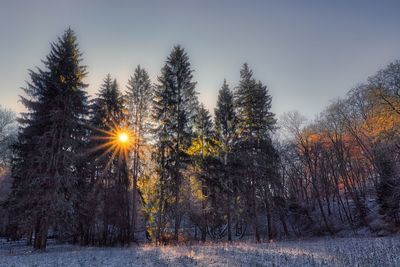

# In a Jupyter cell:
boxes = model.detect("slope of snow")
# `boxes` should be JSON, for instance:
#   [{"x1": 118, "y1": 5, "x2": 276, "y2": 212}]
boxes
[{"x1": 1, "y1": 237, "x2": 399, "y2": 266}]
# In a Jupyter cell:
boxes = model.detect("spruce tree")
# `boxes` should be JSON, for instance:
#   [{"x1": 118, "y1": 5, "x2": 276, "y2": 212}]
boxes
[
  {"x1": 152, "y1": 45, "x2": 198, "y2": 241},
  {"x1": 233, "y1": 63, "x2": 277, "y2": 242},
  {"x1": 125, "y1": 65, "x2": 153, "y2": 240},
  {"x1": 89, "y1": 75, "x2": 129, "y2": 245},
  {"x1": 235, "y1": 64, "x2": 275, "y2": 141},
  {"x1": 91, "y1": 75, "x2": 124, "y2": 129},
  {"x1": 190, "y1": 104, "x2": 215, "y2": 241},
  {"x1": 215, "y1": 79, "x2": 237, "y2": 162},
  {"x1": 193, "y1": 104, "x2": 214, "y2": 158},
  {"x1": 214, "y1": 80, "x2": 237, "y2": 241},
  {"x1": 8, "y1": 28, "x2": 89, "y2": 249}
]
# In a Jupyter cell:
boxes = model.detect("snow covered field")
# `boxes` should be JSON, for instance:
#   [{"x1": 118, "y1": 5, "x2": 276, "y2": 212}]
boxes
[{"x1": 1, "y1": 237, "x2": 400, "y2": 267}]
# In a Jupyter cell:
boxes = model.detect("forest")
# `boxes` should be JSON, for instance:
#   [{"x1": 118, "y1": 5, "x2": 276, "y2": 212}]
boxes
[{"x1": 0, "y1": 28, "x2": 400, "y2": 251}]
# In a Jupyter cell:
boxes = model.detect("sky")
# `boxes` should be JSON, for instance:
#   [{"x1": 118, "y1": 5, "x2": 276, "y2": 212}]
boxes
[{"x1": 1, "y1": 0, "x2": 400, "y2": 119}]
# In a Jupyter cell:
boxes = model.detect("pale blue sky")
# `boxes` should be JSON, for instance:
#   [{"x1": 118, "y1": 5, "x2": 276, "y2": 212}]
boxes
[{"x1": 1, "y1": 0, "x2": 400, "y2": 118}]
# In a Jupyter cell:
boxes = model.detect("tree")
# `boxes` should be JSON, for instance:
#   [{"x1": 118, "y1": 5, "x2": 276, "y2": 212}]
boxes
[
  {"x1": 214, "y1": 80, "x2": 237, "y2": 241},
  {"x1": 88, "y1": 74, "x2": 130, "y2": 245},
  {"x1": 369, "y1": 60, "x2": 400, "y2": 116},
  {"x1": 0, "y1": 106, "x2": 17, "y2": 169},
  {"x1": 235, "y1": 64, "x2": 275, "y2": 141},
  {"x1": 0, "y1": 106, "x2": 16, "y2": 237},
  {"x1": 376, "y1": 145, "x2": 400, "y2": 226},
  {"x1": 233, "y1": 63, "x2": 277, "y2": 242},
  {"x1": 8, "y1": 28, "x2": 89, "y2": 250},
  {"x1": 188, "y1": 103, "x2": 216, "y2": 241},
  {"x1": 193, "y1": 104, "x2": 214, "y2": 158},
  {"x1": 215, "y1": 80, "x2": 237, "y2": 164},
  {"x1": 152, "y1": 46, "x2": 198, "y2": 242},
  {"x1": 125, "y1": 65, "x2": 153, "y2": 241}
]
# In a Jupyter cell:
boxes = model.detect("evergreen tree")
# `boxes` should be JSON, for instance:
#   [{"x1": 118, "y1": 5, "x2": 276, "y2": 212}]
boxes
[
  {"x1": 92, "y1": 75, "x2": 125, "y2": 128},
  {"x1": 215, "y1": 80, "x2": 237, "y2": 160},
  {"x1": 152, "y1": 46, "x2": 198, "y2": 241},
  {"x1": 89, "y1": 75, "x2": 130, "y2": 245},
  {"x1": 193, "y1": 104, "x2": 214, "y2": 158},
  {"x1": 233, "y1": 63, "x2": 277, "y2": 242},
  {"x1": 151, "y1": 66, "x2": 170, "y2": 243},
  {"x1": 214, "y1": 80, "x2": 237, "y2": 241},
  {"x1": 235, "y1": 64, "x2": 276, "y2": 141},
  {"x1": 125, "y1": 65, "x2": 153, "y2": 240},
  {"x1": 8, "y1": 28, "x2": 89, "y2": 250},
  {"x1": 190, "y1": 104, "x2": 215, "y2": 241}
]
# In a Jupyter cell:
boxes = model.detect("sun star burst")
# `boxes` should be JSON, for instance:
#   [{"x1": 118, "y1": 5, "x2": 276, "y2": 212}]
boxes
[{"x1": 89, "y1": 122, "x2": 134, "y2": 169}]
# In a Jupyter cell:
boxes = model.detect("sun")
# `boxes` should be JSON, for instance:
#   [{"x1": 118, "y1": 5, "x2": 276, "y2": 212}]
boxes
[
  {"x1": 89, "y1": 124, "x2": 134, "y2": 165},
  {"x1": 118, "y1": 132, "x2": 129, "y2": 143}
]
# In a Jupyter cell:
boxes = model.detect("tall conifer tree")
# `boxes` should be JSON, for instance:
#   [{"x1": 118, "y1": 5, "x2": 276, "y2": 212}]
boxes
[
  {"x1": 89, "y1": 75, "x2": 130, "y2": 245},
  {"x1": 9, "y1": 28, "x2": 89, "y2": 250},
  {"x1": 152, "y1": 46, "x2": 198, "y2": 241},
  {"x1": 214, "y1": 80, "x2": 237, "y2": 241},
  {"x1": 233, "y1": 63, "x2": 277, "y2": 242},
  {"x1": 125, "y1": 65, "x2": 153, "y2": 240}
]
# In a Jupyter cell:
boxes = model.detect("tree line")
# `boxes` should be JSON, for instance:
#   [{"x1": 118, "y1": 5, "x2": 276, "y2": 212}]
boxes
[
  {"x1": 278, "y1": 61, "x2": 400, "y2": 236},
  {"x1": 1, "y1": 28, "x2": 399, "y2": 250}
]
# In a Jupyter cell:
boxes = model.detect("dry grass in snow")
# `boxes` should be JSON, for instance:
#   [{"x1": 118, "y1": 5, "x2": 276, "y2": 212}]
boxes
[{"x1": 1, "y1": 236, "x2": 400, "y2": 266}]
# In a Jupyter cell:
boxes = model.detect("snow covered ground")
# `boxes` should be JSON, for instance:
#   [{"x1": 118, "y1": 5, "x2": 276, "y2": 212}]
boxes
[{"x1": 1, "y1": 237, "x2": 400, "y2": 266}]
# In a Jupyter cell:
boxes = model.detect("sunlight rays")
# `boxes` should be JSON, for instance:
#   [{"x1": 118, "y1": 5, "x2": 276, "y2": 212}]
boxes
[{"x1": 89, "y1": 121, "x2": 134, "y2": 169}]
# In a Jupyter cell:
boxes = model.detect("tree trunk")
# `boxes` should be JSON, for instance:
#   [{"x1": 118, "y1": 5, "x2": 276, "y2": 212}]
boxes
[
  {"x1": 27, "y1": 230, "x2": 33, "y2": 246},
  {"x1": 227, "y1": 205, "x2": 232, "y2": 242},
  {"x1": 131, "y1": 145, "x2": 140, "y2": 242},
  {"x1": 316, "y1": 192, "x2": 334, "y2": 235},
  {"x1": 253, "y1": 215, "x2": 260, "y2": 243},
  {"x1": 251, "y1": 187, "x2": 260, "y2": 242},
  {"x1": 201, "y1": 226, "x2": 207, "y2": 242},
  {"x1": 34, "y1": 216, "x2": 48, "y2": 250},
  {"x1": 265, "y1": 197, "x2": 274, "y2": 241},
  {"x1": 174, "y1": 179, "x2": 180, "y2": 242},
  {"x1": 279, "y1": 212, "x2": 289, "y2": 236}
]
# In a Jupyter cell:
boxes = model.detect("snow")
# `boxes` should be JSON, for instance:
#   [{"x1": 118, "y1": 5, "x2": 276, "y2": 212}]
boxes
[{"x1": 1, "y1": 237, "x2": 400, "y2": 266}]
